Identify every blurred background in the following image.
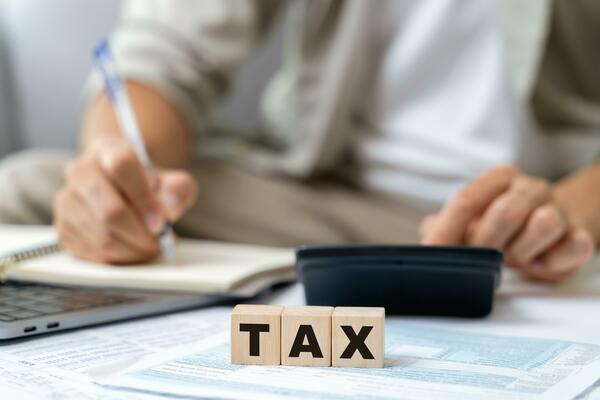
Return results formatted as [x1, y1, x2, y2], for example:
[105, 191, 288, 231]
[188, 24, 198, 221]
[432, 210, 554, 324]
[0, 0, 283, 157]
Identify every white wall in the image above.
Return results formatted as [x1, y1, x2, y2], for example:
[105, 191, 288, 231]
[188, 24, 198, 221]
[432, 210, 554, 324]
[2, 0, 121, 149]
[0, 3, 19, 155]
[0, 0, 283, 152]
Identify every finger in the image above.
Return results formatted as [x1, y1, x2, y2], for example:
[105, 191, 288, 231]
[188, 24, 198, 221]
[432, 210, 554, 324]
[90, 229, 157, 264]
[419, 214, 439, 239]
[157, 170, 199, 221]
[422, 165, 519, 245]
[54, 186, 155, 264]
[53, 189, 96, 249]
[96, 144, 163, 233]
[54, 190, 95, 259]
[54, 197, 91, 257]
[470, 177, 551, 248]
[520, 229, 594, 283]
[507, 204, 567, 266]
[520, 264, 577, 284]
[59, 224, 95, 261]
[537, 229, 594, 275]
[464, 217, 481, 245]
[72, 191, 160, 264]
[65, 158, 159, 255]
[60, 201, 155, 264]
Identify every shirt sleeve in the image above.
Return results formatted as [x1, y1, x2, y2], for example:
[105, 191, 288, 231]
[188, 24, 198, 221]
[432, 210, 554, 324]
[85, 0, 280, 133]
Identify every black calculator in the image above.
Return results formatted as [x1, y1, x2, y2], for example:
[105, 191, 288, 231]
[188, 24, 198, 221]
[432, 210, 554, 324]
[296, 245, 503, 318]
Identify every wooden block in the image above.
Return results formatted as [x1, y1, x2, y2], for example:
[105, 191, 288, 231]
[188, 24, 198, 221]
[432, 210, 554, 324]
[332, 307, 385, 368]
[231, 304, 283, 365]
[281, 306, 334, 367]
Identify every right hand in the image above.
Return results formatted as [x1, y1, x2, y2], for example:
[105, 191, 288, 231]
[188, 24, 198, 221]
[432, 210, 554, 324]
[53, 136, 198, 264]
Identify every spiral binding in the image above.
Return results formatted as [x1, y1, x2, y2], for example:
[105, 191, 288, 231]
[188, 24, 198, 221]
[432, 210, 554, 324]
[0, 242, 61, 282]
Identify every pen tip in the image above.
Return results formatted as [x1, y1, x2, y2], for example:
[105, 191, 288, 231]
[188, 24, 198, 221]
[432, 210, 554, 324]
[159, 224, 177, 264]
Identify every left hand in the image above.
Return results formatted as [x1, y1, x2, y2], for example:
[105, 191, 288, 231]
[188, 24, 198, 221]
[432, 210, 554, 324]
[420, 165, 595, 282]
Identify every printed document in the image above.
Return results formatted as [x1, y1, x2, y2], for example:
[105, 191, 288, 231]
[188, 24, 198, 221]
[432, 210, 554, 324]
[99, 308, 600, 400]
[576, 379, 600, 400]
[1, 293, 599, 399]
[0, 307, 229, 400]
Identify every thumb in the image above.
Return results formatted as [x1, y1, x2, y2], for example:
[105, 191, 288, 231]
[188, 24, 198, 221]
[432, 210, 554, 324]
[156, 170, 198, 221]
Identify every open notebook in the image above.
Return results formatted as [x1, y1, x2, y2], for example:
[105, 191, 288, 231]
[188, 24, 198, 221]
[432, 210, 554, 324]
[0, 225, 295, 297]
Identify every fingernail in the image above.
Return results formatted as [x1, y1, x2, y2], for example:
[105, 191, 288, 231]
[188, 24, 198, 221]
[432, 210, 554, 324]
[160, 192, 182, 221]
[144, 211, 163, 234]
[161, 192, 180, 210]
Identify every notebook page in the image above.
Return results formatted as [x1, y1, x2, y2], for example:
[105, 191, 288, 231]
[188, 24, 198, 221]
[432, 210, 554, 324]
[7, 239, 295, 293]
[0, 225, 57, 255]
[0, 224, 295, 294]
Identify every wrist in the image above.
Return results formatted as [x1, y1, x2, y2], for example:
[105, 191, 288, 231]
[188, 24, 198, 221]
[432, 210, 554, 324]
[552, 164, 600, 245]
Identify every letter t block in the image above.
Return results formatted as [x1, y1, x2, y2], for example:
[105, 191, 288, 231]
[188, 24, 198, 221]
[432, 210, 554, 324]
[231, 304, 284, 365]
[332, 307, 385, 368]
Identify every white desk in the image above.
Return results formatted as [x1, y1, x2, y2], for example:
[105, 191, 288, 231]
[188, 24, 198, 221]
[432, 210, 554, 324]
[2, 261, 600, 400]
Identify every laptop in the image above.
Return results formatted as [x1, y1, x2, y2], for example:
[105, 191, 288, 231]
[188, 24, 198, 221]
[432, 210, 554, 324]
[0, 226, 292, 341]
[0, 280, 223, 340]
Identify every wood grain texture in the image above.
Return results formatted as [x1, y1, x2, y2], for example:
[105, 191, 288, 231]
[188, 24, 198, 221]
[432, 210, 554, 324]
[231, 304, 283, 365]
[332, 307, 385, 368]
[281, 306, 334, 366]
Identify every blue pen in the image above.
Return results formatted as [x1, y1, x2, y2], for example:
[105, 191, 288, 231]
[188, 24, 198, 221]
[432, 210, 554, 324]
[93, 40, 176, 263]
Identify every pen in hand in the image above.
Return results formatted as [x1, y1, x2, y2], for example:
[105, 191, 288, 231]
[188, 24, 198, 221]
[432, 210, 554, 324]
[93, 40, 177, 263]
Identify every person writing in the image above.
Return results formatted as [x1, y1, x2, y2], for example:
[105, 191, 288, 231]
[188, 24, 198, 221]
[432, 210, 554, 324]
[0, 0, 597, 283]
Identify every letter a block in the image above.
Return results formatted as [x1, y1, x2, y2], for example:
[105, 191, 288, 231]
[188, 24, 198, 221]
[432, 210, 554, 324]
[332, 307, 385, 368]
[231, 304, 283, 365]
[281, 306, 334, 367]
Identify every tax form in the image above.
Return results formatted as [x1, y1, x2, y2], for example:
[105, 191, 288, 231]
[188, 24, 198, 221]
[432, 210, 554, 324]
[577, 379, 600, 400]
[2, 263, 600, 400]
[0, 307, 230, 400]
[98, 314, 600, 400]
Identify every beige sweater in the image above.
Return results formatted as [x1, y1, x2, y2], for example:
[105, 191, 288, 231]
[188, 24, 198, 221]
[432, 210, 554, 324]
[93, 0, 600, 181]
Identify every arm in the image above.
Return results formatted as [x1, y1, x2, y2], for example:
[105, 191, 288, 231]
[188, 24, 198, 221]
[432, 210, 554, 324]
[553, 163, 600, 243]
[54, 0, 280, 264]
[80, 81, 192, 169]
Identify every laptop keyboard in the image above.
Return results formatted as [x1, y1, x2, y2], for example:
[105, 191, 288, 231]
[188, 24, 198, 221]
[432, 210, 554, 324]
[0, 282, 142, 322]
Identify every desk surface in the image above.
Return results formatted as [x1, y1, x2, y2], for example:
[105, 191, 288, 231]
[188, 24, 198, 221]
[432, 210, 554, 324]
[2, 261, 600, 400]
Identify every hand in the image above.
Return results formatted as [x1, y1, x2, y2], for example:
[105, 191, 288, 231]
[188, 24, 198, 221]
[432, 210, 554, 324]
[54, 136, 198, 264]
[420, 165, 595, 282]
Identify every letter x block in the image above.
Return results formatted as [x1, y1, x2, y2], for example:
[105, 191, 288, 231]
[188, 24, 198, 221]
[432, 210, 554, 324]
[332, 307, 385, 368]
[231, 304, 284, 365]
[281, 306, 334, 367]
